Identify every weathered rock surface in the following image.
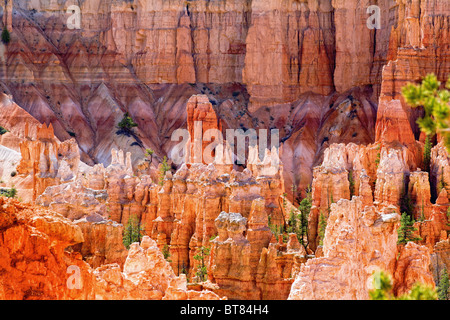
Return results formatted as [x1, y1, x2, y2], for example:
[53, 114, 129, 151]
[208, 204, 300, 300]
[0, 198, 95, 299]
[0, 198, 221, 300]
[16, 123, 80, 202]
[94, 236, 222, 300]
[288, 196, 434, 300]
[375, 0, 450, 145]
[72, 216, 128, 269]
[0, 0, 449, 301]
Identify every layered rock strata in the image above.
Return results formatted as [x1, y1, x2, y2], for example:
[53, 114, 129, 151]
[0, 197, 221, 300]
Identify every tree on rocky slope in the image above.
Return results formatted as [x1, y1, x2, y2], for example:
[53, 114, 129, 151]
[0, 186, 16, 198]
[423, 135, 433, 173]
[145, 148, 154, 164]
[162, 244, 172, 263]
[397, 212, 422, 245]
[402, 73, 450, 150]
[369, 270, 437, 300]
[297, 186, 312, 251]
[158, 156, 171, 186]
[117, 112, 138, 135]
[447, 207, 450, 237]
[438, 268, 449, 300]
[193, 246, 210, 282]
[1, 28, 10, 44]
[122, 214, 145, 249]
[438, 167, 448, 194]
[318, 211, 327, 246]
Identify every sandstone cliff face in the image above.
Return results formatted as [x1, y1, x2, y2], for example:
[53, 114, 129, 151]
[430, 240, 450, 284]
[0, 0, 447, 202]
[375, 0, 450, 145]
[0, 198, 95, 299]
[288, 196, 434, 300]
[0, 198, 221, 300]
[0, 0, 391, 202]
[94, 236, 222, 300]
[208, 204, 301, 300]
[242, 0, 336, 108]
[0, 0, 449, 301]
[16, 123, 80, 202]
[72, 215, 128, 269]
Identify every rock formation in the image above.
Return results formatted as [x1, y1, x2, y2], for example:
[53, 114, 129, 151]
[0, 197, 95, 299]
[94, 236, 222, 300]
[72, 215, 128, 269]
[288, 196, 434, 300]
[16, 123, 80, 202]
[208, 204, 300, 300]
[0, 0, 449, 301]
[0, 197, 221, 300]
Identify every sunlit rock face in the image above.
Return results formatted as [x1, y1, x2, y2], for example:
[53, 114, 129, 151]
[0, 197, 221, 300]
[0, 0, 449, 301]
[288, 196, 434, 300]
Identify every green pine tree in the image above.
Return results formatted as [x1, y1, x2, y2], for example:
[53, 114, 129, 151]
[402, 74, 450, 150]
[438, 167, 447, 193]
[423, 135, 432, 173]
[287, 208, 297, 234]
[158, 156, 171, 186]
[397, 212, 422, 245]
[447, 207, 450, 237]
[117, 112, 138, 134]
[369, 270, 394, 300]
[1, 28, 10, 44]
[318, 211, 327, 246]
[193, 246, 210, 282]
[375, 152, 381, 168]
[398, 283, 438, 300]
[0, 186, 17, 198]
[162, 244, 172, 262]
[122, 214, 145, 249]
[145, 148, 154, 164]
[268, 215, 282, 239]
[282, 192, 288, 210]
[297, 186, 312, 251]
[370, 270, 437, 300]
[438, 268, 450, 300]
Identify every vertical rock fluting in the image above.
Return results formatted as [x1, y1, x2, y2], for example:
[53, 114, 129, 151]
[209, 204, 301, 300]
[185, 95, 223, 164]
[375, 0, 450, 145]
[289, 196, 434, 300]
[0, 197, 221, 300]
[308, 143, 379, 249]
[243, 0, 335, 110]
[0, 198, 96, 300]
[374, 147, 409, 208]
[16, 123, 80, 201]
